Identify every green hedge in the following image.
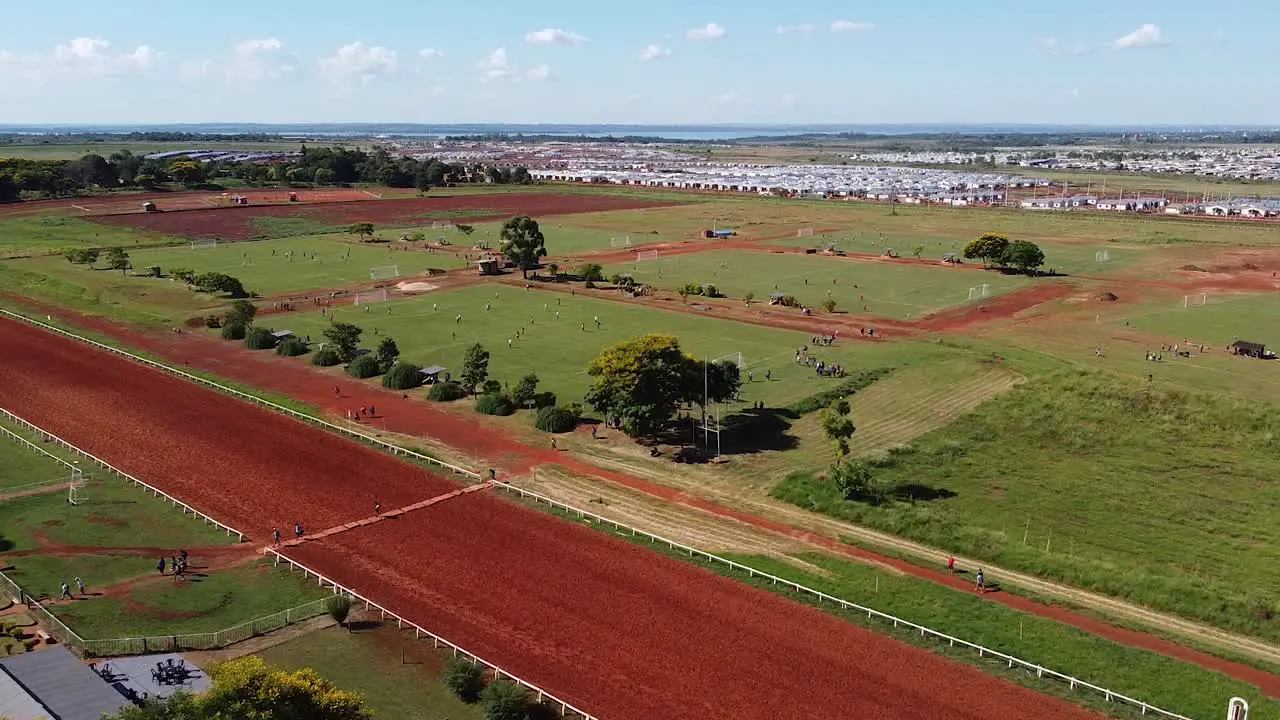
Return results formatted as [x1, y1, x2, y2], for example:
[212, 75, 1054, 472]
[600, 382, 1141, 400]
[220, 322, 246, 341]
[382, 362, 423, 390]
[275, 337, 309, 357]
[244, 326, 277, 350]
[786, 368, 894, 415]
[346, 354, 381, 379]
[426, 381, 466, 401]
[311, 347, 341, 367]
[535, 406, 578, 433]
[475, 393, 515, 416]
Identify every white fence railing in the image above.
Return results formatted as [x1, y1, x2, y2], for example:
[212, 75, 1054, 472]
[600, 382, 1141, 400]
[1, 307, 1196, 720]
[491, 480, 1197, 720]
[79, 596, 333, 658]
[267, 549, 597, 720]
[0, 309, 478, 482]
[0, 408, 246, 542]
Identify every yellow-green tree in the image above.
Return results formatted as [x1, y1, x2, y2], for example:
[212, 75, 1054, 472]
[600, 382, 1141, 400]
[962, 232, 1010, 267]
[168, 160, 205, 185]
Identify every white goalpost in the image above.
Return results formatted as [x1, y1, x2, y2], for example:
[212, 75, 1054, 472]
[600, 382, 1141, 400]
[635, 249, 659, 265]
[610, 236, 632, 248]
[968, 284, 991, 301]
[1183, 293, 1208, 308]
[354, 289, 389, 305]
[797, 228, 814, 238]
[1095, 250, 1110, 263]
[68, 463, 85, 506]
[431, 221, 454, 230]
[191, 238, 218, 249]
[369, 265, 401, 281]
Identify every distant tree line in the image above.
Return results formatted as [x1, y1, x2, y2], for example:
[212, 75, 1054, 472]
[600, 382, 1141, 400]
[0, 145, 533, 203]
[0, 131, 291, 145]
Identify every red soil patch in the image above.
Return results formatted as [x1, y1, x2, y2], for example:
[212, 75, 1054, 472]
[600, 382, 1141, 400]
[0, 316, 1103, 720]
[90, 193, 679, 241]
[85, 513, 127, 528]
[41, 519, 63, 527]
[0, 188, 376, 220]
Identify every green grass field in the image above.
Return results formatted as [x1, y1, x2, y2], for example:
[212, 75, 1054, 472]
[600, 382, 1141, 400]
[771, 369, 1280, 643]
[55, 560, 328, 639]
[0, 427, 77, 493]
[272, 284, 932, 408]
[607, 249, 1030, 318]
[257, 624, 485, 720]
[0, 215, 179, 258]
[1121, 292, 1280, 347]
[721, 553, 1279, 720]
[456, 217, 685, 257]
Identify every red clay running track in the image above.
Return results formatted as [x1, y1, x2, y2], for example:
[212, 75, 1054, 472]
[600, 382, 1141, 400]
[0, 317, 1101, 720]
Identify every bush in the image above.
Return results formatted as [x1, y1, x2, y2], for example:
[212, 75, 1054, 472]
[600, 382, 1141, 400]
[220, 322, 246, 341]
[481, 379, 502, 396]
[535, 406, 578, 433]
[311, 347, 341, 367]
[787, 368, 894, 415]
[346, 354, 381, 379]
[481, 680, 530, 720]
[275, 337, 309, 357]
[204, 315, 222, 329]
[382, 362, 423, 390]
[474, 393, 515, 416]
[531, 391, 557, 409]
[244, 326, 277, 350]
[427, 381, 467, 401]
[442, 657, 485, 703]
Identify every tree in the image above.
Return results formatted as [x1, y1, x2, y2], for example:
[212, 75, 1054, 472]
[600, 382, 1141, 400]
[499, 215, 547, 278]
[64, 248, 100, 265]
[830, 457, 873, 500]
[1002, 239, 1046, 274]
[0, 173, 21, 203]
[511, 373, 540, 408]
[460, 343, 490, 394]
[224, 299, 256, 327]
[376, 336, 400, 370]
[314, 167, 337, 185]
[821, 398, 856, 457]
[323, 321, 363, 362]
[108, 656, 371, 720]
[442, 658, 485, 703]
[822, 298, 837, 313]
[168, 160, 205, 185]
[585, 334, 699, 439]
[105, 247, 131, 274]
[347, 222, 375, 242]
[962, 233, 1010, 268]
[577, 263, 604, 283]
[327, 596, 353, 632]
[191, 272, 248, 298]
[546, 262, 560, 281]
[481, 680, 531, 720]
[455, 224, 475, 237]
[703, 359, 742, 405]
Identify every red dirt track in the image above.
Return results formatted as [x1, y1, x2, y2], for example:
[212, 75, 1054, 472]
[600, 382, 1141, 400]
[90, 193, 679, 240]
[0, 316, 1101, 720]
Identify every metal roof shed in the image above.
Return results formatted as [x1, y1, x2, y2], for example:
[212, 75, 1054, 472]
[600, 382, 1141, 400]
[0, 647, 129, 720]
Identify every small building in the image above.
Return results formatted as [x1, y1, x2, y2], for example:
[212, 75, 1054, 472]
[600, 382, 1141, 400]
[142, 201, 157, 212]
[1229, 340, 1267, 358]
[475, 258, 502, 276]
[0, 647, 130, 720]
[270, 330, 295, 341]
[941, 252, 961, 264]
[419, 365, 449, 384]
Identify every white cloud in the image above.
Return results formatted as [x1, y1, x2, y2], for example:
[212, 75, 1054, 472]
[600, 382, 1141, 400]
[1039, 36, 1092, 55]
[639, 44, 670, 61]
[478, 48, 516, 81]
[1207, 30, 1227, 45]
[53, 37, 160, 74]
[179, 58, 215, 79]
[419, 48, 445, 59]
[831, 20, 874, 34]
[526, 28, 588, 46]
[712, 91, 737, 104]
[687, 23, 726, 41]
[780, 92, 797, 107]
[228, 37, 289, 81]
[1113, 24, 1164, 49]
[776, 24, 815, 35]
[319, 42, 398, 83]
[525, 65, 552, 81]
[1067, 87, 1080, 97]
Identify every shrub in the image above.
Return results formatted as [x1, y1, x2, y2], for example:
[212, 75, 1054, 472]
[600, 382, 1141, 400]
[531, 391, 557, 409]
[535, 405, 578, 433]
[442, 657, 485, 703]
[822, 298, 837, 313]
[481, 379, 502, 396]
[326, 596, 352, 629]
[780, 294, 799, 308]
[275, 337, 309, 357]
[787, 368, 894, 414]
[382, 362, 423, 390]
[702, 283, 719, 297]
[243, 326, 277, 350]
[220, 322, 246, 341]
[311, 346, 341, 367]
[203, 315, 222, 329]
[475, 393, 515, 416]
[346, 354, 381, 379]
[427, 381, 467, 401]
[481, 680, 530, 720]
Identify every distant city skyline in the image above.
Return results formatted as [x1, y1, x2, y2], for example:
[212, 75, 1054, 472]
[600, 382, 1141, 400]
[0, 0, 1273, 125]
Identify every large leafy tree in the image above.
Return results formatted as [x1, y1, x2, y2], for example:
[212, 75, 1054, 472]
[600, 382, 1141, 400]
[224, 299, 257, 327]
[586, 334, 700, 438]
[323, 321, 363, 362]
[499, 215, 547, 279]
[962, 232, 1010, 267]
[376, 336, 400, 370]
[460, 343, 490, 394]
[191, 272, 248, 298]
[347, 223, 375, 242]
[104, 247, 132, 275]
[821, 398, 856, 457]
[1002, 239, 1046, 274]
[108, 656, 371, 720]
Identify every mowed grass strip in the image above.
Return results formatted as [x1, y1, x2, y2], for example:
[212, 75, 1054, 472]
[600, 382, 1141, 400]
[771, 369, 1280, 642]
[257, 625, 485, 720]
[1121, 291, 1280, 347]
[274, 284, 922, 407]
[608, 249, 1029, 318]
[0, 215, 179, 257]
[719, 553, 1280, 720]
[55, 559, 329, 639]
[0, 423, 77, 492]
[454, 217, 685, 257]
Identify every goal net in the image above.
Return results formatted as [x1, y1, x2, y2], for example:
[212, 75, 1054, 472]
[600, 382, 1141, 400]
[369, 265, 401, 281]
[1095, 250, 1110, 263]
[354, 289, 389, 305]
[610, 236, 632, 248]
[68, 465, 86, 506]
[191, 238, 218, 249]
[712, 352, 747, 370]
[635, 250, 659, 263]
[1183, 293, 1208, 308]
[431, 221, 454, 230]
[968, 284, 991, 301]
[797, 228, 814, 238]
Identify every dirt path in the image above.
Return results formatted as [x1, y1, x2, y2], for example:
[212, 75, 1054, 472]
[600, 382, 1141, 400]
[4, 295, 1280, 690]
[0, 483, 70, 502]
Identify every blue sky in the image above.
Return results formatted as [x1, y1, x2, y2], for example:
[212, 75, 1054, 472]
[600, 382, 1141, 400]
[0, 0, 1274, 125]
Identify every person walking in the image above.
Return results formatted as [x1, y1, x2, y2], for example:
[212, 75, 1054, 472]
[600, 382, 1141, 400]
[75, 576, 85, 596]
[294, 521, 303, 540]
[947, 555, 956, 574]
[374, 501, 382, 516]
[369, 404, 376, 416]
[975, 569, 986, 595]
[272, 527, 281, 546]
[60, 581, 72, 600]
[157, 557, 166, 575]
